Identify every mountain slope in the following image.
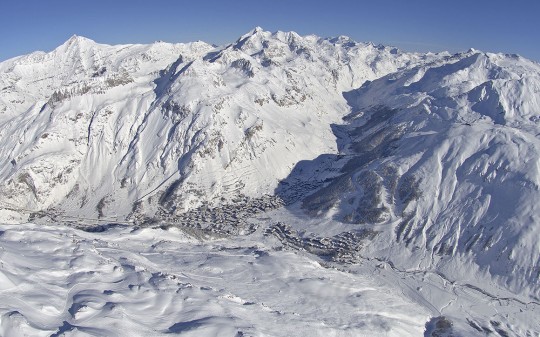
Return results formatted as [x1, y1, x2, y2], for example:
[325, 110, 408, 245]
[286, 50, 540, 296]
[0, 28, 436, 221]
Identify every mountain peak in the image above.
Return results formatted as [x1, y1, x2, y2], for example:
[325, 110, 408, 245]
[251, 26, 264, 34]
[232, 27, 272, 51]
[58, 34, 97, 51]
[67, 34, 95, 44]
[238, 26, 267, 41]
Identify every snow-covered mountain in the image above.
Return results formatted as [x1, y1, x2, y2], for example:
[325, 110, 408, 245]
[0, 28, 436, 222]
[280, 49, 540, 296]
[1, 28, 540, 336]
[348, 51, 540, 295]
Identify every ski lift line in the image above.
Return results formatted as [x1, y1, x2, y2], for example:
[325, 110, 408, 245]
[134, 170, 180, 203]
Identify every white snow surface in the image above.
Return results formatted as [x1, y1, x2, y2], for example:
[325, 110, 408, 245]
[0, 222, 538, 337]
[1, 28, 540, 336]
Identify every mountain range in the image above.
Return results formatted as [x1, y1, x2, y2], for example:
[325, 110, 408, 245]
[1, 28, 539, 336]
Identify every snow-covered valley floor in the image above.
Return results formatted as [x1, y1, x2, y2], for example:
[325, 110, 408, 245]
[1, 220, 538, 337]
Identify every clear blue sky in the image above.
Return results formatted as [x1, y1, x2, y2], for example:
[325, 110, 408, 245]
[1, 0, 539, 62]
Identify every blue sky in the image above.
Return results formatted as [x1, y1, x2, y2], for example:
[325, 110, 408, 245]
[1, 0, 539, 62]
